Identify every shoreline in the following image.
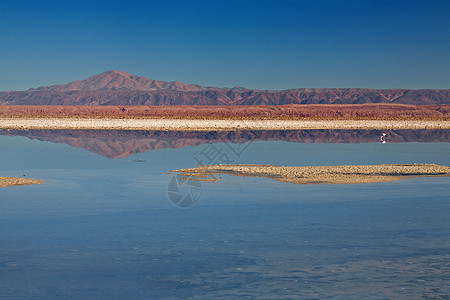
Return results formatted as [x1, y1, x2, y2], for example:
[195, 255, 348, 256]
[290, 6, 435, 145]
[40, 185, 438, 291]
[0, 117, 449, 131]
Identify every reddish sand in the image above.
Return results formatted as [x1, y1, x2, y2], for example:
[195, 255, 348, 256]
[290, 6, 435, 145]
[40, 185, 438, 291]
[0, 104, 449, 119]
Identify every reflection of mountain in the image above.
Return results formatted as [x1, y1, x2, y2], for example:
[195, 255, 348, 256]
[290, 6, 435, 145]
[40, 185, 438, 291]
[1, 129, 448, 159]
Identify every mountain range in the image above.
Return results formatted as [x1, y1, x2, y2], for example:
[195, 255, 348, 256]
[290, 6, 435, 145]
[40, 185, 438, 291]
[1, 71, 449, 105]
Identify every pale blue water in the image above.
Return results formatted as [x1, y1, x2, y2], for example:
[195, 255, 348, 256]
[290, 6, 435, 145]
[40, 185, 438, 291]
[0, 130, 449, 299]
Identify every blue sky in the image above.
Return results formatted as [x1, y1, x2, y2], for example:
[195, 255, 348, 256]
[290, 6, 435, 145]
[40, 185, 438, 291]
[0, 0, 449, 91]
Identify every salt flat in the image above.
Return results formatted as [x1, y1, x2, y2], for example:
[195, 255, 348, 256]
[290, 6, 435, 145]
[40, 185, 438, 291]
[0, 118, 449, 131]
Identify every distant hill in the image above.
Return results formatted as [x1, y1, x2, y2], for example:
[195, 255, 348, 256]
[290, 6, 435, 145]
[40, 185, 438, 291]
[1, 71, 449, 105]
[27, 70, 210, 92]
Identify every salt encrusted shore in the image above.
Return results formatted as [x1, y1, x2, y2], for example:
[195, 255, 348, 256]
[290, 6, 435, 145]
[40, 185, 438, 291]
[0, 118, 449, 131]
[0, 177, 44, 188]
[170, 164, 450, 185]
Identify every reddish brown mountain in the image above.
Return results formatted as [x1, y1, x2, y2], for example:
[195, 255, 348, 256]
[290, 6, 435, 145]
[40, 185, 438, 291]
[1, 129, 448, 158]
[28, 70, 209, 92]
[1, 71, 449, 105]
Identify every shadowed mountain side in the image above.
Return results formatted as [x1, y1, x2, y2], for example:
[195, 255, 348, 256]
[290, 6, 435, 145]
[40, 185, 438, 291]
[2, 89, 449, 106]
[1, 71, 449, 105]
[1, 129, 448, 159]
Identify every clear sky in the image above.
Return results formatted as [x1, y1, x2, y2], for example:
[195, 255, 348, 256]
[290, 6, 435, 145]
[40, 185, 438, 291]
[0, 0, 449, 91]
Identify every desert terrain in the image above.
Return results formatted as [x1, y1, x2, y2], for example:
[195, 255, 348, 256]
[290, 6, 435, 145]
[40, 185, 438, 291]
[0, 104, 449, 131]
[1, 71, 448, 131]
[0, 104, 448, 119]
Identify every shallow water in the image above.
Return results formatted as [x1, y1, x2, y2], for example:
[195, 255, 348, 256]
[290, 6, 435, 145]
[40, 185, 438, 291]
[0, 130, 449, 299]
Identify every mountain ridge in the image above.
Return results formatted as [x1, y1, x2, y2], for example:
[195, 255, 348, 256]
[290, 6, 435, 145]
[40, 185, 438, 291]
[28, 70, 211, 92]
[1, 71, 449, 105]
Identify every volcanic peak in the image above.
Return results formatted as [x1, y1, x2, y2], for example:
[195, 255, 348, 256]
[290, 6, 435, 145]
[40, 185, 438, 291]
[30, 70, 208, 92]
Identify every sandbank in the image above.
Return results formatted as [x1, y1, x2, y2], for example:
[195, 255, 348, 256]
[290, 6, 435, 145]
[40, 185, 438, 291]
[169, 164, 450, 185]
[0, 177, 44, 188]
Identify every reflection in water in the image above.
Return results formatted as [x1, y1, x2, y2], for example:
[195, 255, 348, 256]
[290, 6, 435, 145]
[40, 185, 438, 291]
[1, 129, 448, 158]
[0, 132, 449, 299]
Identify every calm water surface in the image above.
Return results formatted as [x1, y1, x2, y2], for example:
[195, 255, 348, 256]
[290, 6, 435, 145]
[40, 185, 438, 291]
[0, 130, 449, 299]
